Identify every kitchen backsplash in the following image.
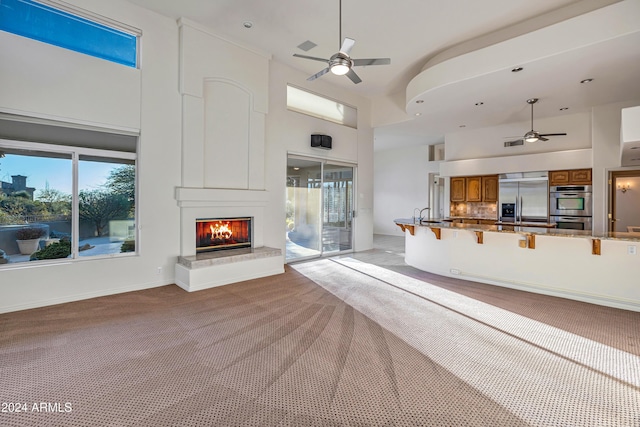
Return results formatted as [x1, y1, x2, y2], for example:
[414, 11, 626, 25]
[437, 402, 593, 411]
[450, 202, 497, 218]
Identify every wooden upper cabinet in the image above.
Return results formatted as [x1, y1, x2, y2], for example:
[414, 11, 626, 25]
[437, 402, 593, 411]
[570, 169, 592, 184]
[482, 175, 498, 202]
[550, 169, 592, 185]
[549, 170, 570, 186]
[450, 177, 466, 202]
[451, 175, 499, 202]
[466, 177, 482, 202]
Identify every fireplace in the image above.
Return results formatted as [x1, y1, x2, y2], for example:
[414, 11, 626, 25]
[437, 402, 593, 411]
[196, 217, 252, 253]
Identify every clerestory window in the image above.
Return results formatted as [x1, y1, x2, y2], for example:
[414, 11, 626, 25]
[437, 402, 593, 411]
[0, 0, 139, 68]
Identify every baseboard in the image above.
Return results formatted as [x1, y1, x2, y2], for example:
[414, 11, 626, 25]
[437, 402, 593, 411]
[0, 279, 167, 314]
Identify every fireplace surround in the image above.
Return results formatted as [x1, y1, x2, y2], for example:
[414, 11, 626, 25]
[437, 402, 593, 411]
[174, 188, 283, 292]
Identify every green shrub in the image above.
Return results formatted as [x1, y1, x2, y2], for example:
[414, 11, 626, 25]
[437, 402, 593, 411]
[30, 240, 71, 260]
[16, 226, 46, 240]
[120, 239, 135, 253]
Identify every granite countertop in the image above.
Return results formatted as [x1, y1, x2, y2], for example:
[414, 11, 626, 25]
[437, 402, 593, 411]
[445, 217, 557, 228]
[393, 218, 640, 242]
[445, 216, 498, 221]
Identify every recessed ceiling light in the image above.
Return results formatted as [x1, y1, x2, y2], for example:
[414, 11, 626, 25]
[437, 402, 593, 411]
[416, 100, 424, 104]
[475, 102, 484, 106]
[415, 112, 422, 116]
[293, 167, 300, 170]
[580, 78, 594, 84]
[243, 21, 253, 28]
[511, 67, 524, 72]
[560, 107, 569, 111]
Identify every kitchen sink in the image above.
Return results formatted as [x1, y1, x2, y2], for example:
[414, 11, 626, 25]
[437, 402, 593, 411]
[420, 220, 443, 224]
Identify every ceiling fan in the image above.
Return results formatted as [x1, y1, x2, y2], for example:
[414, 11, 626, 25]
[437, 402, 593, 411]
[504, 98, 567, 146]
[293, 0, 390, 84]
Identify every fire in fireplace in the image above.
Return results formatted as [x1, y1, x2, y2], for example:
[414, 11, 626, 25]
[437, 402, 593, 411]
[196, 217, 252, 253]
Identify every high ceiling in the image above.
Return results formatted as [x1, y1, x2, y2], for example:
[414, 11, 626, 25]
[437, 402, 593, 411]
[124, 0, 640, 151]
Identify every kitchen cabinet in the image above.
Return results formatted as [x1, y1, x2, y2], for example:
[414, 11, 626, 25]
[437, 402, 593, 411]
[466, 177, 482, 202]
[570, 169, 592, 184]
[451, 177, 466, 202]
[451, 175, 499, 202]
[550, 169, 592, 185]
[549, 170, 570, 185]
[482, 175, 498, 202]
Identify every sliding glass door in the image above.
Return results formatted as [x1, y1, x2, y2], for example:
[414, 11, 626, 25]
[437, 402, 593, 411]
[286, 155, 354, 262]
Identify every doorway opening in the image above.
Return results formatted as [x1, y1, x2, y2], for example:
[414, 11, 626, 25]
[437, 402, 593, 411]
[286, 155, 355, 262]
[609, 170, 640, 232]
[428, 173, 445, 219]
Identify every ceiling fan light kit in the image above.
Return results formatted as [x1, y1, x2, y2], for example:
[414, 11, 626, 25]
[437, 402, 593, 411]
[329, 53, 351, 75]
[524, 131, 540, 143]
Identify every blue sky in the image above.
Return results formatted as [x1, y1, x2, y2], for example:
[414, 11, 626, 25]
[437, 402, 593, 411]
[0, 154, 120, 196]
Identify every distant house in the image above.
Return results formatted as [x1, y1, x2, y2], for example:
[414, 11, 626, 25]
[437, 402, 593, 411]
[0, 175, 35, 200]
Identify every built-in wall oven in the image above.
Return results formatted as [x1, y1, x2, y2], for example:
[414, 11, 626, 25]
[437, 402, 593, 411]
[550, 215, 593, 230]
[549, 185, 592, 230]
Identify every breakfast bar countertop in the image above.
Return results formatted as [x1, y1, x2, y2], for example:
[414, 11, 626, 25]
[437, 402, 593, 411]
[393, 218, 640, 242]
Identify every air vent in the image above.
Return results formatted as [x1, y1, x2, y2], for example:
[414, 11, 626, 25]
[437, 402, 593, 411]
[297, 40, 317, 51]
[504, 140, 524, 147]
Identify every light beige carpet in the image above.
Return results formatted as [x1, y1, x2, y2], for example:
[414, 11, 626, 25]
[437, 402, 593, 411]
[1, 258, 639, 426]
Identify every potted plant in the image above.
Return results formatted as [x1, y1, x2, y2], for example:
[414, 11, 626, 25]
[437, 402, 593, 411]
[15, 226, 46, 255]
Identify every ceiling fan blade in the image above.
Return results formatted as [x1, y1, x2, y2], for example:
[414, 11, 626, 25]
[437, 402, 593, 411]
[345, 68, 362, 84]
[293, 53, 329, 63]
[352, 58, 391, 66]
[339, 37, 356, 56]
[539, 133, 567, 137]
[307, 67, 330, 81]
[538, 136, 549, 142]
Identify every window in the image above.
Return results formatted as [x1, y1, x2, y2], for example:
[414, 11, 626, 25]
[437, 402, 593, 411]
[287, 85, 357, 128]
[0, 136, 137, 266]
[0, 0, 139, 67]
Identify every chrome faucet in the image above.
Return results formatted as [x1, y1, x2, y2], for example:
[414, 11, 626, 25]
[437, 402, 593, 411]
[413, 208, 421, 223]
[420, 207, 431, 221]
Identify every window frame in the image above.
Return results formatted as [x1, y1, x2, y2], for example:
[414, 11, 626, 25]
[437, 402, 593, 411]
[0, 0, 141, 68]
[0, 137, 138, 267]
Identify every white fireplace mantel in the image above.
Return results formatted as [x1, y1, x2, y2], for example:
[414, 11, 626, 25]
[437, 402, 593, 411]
[175, 187, 269, 207]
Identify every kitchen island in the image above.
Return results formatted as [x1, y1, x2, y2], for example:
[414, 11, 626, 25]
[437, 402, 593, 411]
[394, 218, 640, 312]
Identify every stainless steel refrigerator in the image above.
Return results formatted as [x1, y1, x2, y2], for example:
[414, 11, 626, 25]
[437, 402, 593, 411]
[498, 172, 549, 224]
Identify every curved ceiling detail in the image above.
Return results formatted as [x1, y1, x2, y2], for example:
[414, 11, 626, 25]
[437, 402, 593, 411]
[405, 0, 640, 136]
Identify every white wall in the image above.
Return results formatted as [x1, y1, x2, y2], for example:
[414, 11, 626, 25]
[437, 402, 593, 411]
[0, 31, 140, 131]
[592, 99, 640, 233]
[445, 112, 591, 161]
[0, 0, 182, 313]
[264, 61, 375, 256]
[373, 146, 439, 235]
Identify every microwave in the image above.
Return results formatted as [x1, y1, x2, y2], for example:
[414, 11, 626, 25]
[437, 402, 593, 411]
[549, 185, 592, 217]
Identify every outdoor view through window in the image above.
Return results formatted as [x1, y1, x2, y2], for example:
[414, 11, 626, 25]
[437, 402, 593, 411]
[0, 149, 136, 265]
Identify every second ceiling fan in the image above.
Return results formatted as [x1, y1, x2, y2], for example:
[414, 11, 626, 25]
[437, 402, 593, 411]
[293, 0, 390, 84]
[505, 98, 567, 145]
